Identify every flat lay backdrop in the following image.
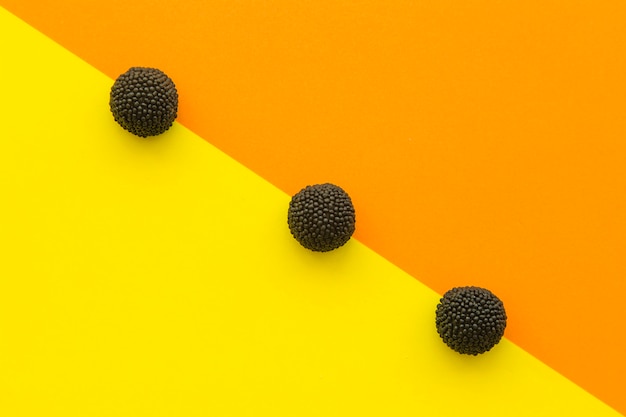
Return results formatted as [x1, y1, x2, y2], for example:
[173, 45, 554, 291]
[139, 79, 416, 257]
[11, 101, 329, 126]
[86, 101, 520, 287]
[1, 1, 625, 416]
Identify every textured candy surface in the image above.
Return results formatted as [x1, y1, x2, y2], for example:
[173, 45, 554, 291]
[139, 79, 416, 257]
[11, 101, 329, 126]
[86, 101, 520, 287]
[288, 183, 356, 252]
[109, 67, 178, 137]
[436, 286, 507, 355]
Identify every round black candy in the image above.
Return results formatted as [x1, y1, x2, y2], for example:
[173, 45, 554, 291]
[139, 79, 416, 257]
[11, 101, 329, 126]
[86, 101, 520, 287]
[435, 286, 507, 355]
[109, 67, 178, 137]
[287, 183, 356, 252]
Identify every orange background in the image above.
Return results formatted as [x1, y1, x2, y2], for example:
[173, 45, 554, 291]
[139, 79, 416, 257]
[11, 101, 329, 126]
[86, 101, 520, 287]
[2, 0, 625, 413]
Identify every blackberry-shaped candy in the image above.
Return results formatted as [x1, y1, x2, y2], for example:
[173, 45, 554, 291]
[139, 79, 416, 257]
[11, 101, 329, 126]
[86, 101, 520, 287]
[288, 183, 356, 252]
[109, 67, 178, 137]
[435, 286, 507, 355]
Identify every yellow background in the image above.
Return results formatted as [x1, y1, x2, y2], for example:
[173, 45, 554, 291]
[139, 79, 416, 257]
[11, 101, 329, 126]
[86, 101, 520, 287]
[0, 8, 622, 416]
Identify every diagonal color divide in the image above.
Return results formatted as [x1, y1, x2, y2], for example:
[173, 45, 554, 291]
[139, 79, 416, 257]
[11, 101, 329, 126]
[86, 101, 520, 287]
[1, 1, 624, 412]
[0, 7, 622, 417]
[0, 4, 625, 417]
